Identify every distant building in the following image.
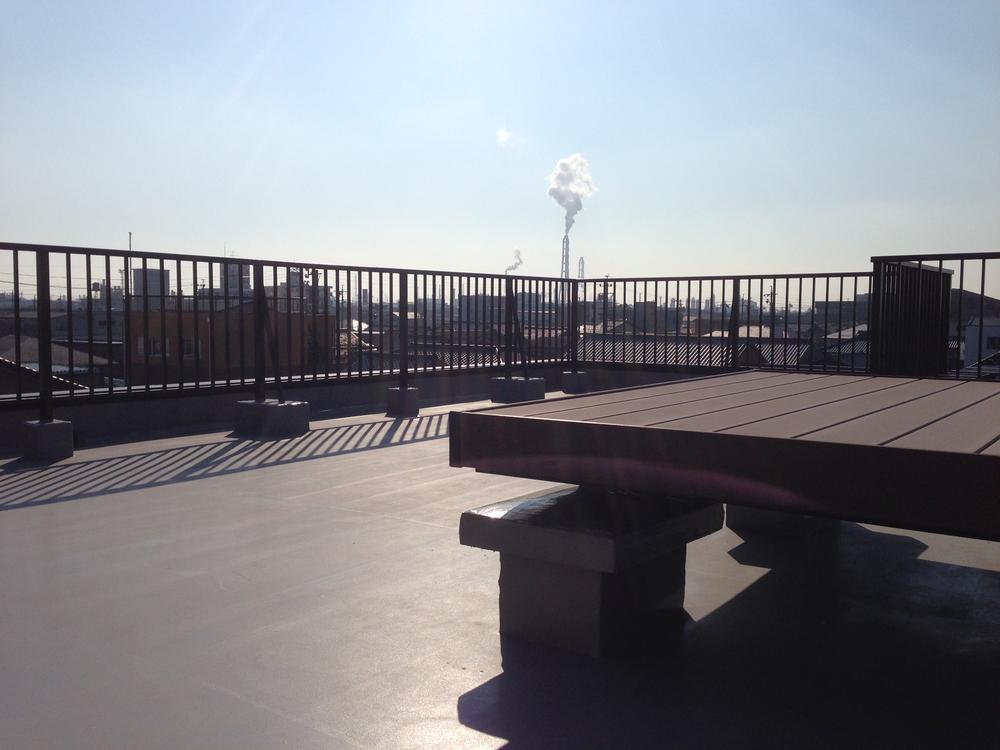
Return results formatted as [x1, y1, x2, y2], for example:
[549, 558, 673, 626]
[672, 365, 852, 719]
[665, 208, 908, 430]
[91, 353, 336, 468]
[132, 268, 170, 297]
[964, 318, 1000, 366]
[125, 302, 346, 385]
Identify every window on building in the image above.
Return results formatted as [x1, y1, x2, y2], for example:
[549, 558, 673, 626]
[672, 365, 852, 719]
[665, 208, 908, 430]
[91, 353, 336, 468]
[137, 336, 168, 356]
[987, 336, 1000, 350]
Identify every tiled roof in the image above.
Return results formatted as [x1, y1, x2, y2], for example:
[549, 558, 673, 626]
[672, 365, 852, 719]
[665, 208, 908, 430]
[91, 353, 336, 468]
[578, 334, 812, 368]
[752, 340, 813, 367]
[825, 340, 869, 356]
[578, 336, 741, 368]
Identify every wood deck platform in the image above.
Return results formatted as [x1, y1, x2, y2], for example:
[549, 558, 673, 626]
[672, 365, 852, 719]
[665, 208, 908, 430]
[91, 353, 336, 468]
[450, 371, 1000, 541]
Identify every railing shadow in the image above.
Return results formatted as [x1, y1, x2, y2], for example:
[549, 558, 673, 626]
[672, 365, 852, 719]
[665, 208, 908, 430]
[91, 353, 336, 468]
[0, 413, 448, 511]
[456, 521, 1000, 748]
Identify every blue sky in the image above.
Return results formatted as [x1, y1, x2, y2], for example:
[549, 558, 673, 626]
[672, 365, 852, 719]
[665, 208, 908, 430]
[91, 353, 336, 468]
[2, 1, 998, 278]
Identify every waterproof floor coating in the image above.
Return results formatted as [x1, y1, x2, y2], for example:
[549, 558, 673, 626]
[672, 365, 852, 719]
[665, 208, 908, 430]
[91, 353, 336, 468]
[1, 398, 999, 749]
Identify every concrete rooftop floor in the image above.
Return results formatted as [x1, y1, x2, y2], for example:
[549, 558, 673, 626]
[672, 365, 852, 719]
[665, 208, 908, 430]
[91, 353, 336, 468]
[1, 398, 999, 749]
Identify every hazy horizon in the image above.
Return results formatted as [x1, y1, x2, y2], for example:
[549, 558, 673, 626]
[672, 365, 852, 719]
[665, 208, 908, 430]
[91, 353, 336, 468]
[2, 1, 998, 278]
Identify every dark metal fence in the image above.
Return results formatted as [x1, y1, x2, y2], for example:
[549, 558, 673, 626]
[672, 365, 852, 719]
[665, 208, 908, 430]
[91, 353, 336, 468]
[0, 241, 994, 416]
[870, 252, 1000, 379]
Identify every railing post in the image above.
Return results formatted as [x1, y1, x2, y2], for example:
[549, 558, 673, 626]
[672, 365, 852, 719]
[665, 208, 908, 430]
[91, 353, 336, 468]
[727, 278, 741, 369]
[384, 270, 419, 417]
[504, 276, 514, 379]
[570, 279, 579, 373]
[399, 272, 409, 390]
[36, 249, 54, 422]
[253, 262, 267, 403]
[869, 260, 883, 374]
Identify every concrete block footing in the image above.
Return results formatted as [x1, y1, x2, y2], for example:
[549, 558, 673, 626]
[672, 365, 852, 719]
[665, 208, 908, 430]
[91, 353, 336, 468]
[726, 504, 841, 539]
[386, 387, 420, 418]
[21, 419, 75, 461]
[561, 370, 591, 394]
[489, 376, 546, 404]
[460, 487, 724, 657]
[234, 399, 310, 438]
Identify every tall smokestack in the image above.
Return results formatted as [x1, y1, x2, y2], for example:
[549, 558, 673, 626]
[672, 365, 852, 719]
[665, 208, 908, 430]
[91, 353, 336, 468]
[547, 153, 596, 234]
[577, 256, 585, 279]
[548, 154, 596, 278]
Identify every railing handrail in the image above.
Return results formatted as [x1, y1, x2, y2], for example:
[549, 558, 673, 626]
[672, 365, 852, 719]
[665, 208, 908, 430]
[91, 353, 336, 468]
[871, 259, 955, 275]
[871, 251, 1000, 262]
[580, 271, 872, 283]
[0, 241, 568, 284]
[3, 240, 985, 285]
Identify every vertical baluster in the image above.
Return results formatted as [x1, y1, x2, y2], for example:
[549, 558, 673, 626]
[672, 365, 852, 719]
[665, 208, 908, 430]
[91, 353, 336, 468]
[809, 277, 816, 372]
[66, 253, 74, 396]
[977, 259, 986, 379]
[299, 267, 307, 381]
[728, 278, 741, 369]
[336, 269, 342, 378]
[36, 250, 54, 421]
[399, 272, 410, 390]
[159, 259, 168, 389]
[176, 259, 184, 389]
[222, 261, 230, 386]
[504, 276, 513, 378]
[325, 268, 331, 380]
[13, 250, 22, 399]
[238, 262, 246, 385]
[355, 270, 364, 377]
[207, 263, 215, 385]
[86, 254, 94, 394]
[142, 257, 151, 390]
[105, 255, 114, 393]
[192, 260, 200, 388]
[955, 261, 964, 377]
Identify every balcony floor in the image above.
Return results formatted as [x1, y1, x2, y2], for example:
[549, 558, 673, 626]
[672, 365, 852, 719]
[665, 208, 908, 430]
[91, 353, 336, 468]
[1, 399, 999, 749]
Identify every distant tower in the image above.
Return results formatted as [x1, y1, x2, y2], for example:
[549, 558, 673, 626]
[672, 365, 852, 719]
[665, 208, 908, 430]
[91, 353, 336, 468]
[577, 256, 585, 279]
[560, 234, 570, 279]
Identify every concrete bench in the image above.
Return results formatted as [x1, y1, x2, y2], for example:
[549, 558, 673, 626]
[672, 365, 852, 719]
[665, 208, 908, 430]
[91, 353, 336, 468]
[460, 486, 723, 657]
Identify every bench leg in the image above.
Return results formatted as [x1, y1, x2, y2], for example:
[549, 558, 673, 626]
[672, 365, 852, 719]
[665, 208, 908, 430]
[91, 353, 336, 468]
[461, 487, 722, 658]
[498, 547, 688, 659]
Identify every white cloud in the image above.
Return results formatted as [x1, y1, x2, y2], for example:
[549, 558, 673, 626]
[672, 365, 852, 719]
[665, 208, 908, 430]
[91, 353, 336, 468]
[495, 127, 513, 148]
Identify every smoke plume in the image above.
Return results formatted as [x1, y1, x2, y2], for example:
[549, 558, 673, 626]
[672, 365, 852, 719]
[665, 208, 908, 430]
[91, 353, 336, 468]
[505, 249, 523, 274]
[547, 153, 596, 233]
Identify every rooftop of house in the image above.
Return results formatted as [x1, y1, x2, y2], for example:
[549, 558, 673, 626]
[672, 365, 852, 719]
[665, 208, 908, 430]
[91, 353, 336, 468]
[2, 395, 998, 748]
[0, 334, 110, 367]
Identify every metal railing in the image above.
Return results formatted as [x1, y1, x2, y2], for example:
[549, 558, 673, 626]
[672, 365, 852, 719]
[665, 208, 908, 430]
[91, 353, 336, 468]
[0, 242, 571, 412]
[1, 241, 995, 420]
[573, 272, 871, 374]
